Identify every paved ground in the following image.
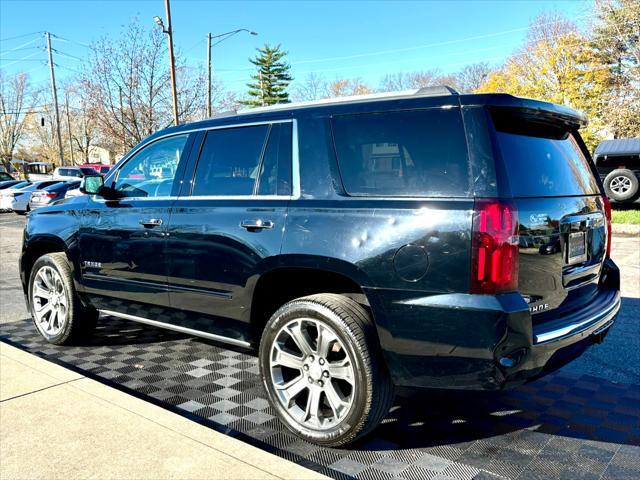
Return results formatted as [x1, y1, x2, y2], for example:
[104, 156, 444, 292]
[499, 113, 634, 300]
[1, 213, 639, 480]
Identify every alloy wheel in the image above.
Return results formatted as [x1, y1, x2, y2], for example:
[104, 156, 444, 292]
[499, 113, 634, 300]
[269, 318, 356, 430]
[610, 175, 632, 195]
[32, 265, 68, 337]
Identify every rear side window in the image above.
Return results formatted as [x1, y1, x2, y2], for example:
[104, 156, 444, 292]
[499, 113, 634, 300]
[493, 120, 599, 197]
[192, 123, 292, 197]
[331, 108, 470, 197]
[596, 155, 640, 170]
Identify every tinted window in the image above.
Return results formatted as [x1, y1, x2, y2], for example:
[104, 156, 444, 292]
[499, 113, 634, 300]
[80, 167, 96, 175]
[257, 123, 292, 195]
[114, 134, 188, 197]
[192, 125, 269, 196]
[495, 131, 599, 197]
[332, 109, 470, 197]
[596, 155, 640, 170]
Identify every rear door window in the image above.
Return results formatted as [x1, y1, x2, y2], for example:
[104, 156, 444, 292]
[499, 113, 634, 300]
[331, 108, 470, 197]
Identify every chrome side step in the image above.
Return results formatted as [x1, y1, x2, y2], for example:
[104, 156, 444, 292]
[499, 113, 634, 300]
[98, 309, 252, 349]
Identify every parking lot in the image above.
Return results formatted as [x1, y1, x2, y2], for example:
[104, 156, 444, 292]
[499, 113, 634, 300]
[1, 214, 638, 480]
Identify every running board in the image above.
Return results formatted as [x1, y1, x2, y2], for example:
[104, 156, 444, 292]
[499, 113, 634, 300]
[98, 309, 252, 349]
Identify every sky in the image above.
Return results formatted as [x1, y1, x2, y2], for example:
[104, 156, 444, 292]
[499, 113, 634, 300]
[1, 0, 595, 95]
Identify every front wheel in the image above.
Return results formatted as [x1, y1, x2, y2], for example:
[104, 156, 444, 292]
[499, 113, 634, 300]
[259, 294, 394, 447]
[28, 253, 98, 345]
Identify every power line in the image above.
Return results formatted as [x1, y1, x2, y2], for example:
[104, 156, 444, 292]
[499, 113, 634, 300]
[0, 37, 41, 55]
[50, 34, 90, 49]
[0, 31, 42, 43]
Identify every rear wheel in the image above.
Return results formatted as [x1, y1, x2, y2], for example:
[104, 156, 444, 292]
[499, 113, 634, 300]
[28, 253, 98, 345]
[604, 169, 639, 202]
[259, 293, 394, 446]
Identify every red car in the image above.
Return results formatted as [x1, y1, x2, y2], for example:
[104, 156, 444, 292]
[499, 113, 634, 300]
[79, 163, 112, 176]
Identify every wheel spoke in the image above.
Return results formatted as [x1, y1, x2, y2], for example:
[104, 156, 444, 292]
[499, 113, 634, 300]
[327, 358, 353, 382]
[324, 381, 348, 418]
[316, 323, 337, 357]
[304, 387, 322, 422]
[276, 376, 307, 406]
[285, 321, 314, 356]
[273, 344, 304, 369]
[33, 285, 51, 301]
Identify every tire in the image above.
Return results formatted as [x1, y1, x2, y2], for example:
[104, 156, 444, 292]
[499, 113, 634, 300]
[259, 293, 394, 447]
[604, 169, 639, 202]
[28, 252, 98, 345]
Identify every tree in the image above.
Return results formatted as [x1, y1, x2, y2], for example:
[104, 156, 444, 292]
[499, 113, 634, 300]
[478, 13, 614, 149]
[82, 20, 204, 151]
[241, 44, 292, 107]
[455, 63, 492, 92]
[328, 78, 372, 97]
[0, 72, 39, 172]
[591, 0, 640, 138]
[291, 72, 329, 101]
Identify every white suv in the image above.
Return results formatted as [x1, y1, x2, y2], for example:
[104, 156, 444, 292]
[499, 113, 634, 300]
[52, 167, 96, 181]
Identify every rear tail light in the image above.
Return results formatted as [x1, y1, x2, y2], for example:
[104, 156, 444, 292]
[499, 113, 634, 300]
[471, 199, 519, 294]
[602, 195, 612, 258]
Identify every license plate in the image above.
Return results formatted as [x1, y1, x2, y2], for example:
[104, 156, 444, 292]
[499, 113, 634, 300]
[567, 231, 587, 264]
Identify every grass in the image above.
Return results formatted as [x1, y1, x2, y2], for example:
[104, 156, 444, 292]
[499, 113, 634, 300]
[611, 205, 640, 225]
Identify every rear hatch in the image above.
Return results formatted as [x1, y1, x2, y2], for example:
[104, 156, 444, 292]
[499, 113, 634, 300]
[489, 107, 610, 331]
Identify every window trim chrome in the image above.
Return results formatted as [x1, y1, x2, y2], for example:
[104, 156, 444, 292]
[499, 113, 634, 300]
[105, 118, 300, 202]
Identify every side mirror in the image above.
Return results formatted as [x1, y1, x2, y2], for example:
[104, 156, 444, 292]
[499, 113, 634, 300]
[80, 175, 104, 195]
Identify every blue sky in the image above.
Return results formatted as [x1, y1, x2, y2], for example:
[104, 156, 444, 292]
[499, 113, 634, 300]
[1, 0, 594, 94]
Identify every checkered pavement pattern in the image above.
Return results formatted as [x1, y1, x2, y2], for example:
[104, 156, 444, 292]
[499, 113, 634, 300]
[2, 317, 638, 480]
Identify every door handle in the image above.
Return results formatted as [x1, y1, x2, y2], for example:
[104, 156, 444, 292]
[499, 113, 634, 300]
[241, 219, 274, 231]
[139, 218, 163, 228]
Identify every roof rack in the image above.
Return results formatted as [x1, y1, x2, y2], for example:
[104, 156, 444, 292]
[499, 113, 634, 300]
[236, 85, 459, 115]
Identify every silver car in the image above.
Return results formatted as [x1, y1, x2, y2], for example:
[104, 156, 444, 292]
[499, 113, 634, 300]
[11, 180, 63, 214]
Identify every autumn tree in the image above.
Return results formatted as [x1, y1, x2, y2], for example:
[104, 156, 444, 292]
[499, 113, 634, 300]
[591, 0, 640, 138]
[455, 63, 492, 92]
[0, 72, 39, 172]
[478, 13, 614, 149]
[242, 44, 292, 107]
[328, 78, 372, 97]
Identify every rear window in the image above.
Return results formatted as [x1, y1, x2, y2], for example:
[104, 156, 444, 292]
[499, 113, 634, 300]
[492, 115, 599, 197]
[331, 108, 470, 197]
[595, 154, 640, 170]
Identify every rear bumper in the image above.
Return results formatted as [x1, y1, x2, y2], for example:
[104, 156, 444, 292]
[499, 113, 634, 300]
[366, 259, 621, 390]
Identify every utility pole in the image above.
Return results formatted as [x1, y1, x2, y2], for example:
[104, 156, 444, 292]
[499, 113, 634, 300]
[64, 91, 75, 165]
[45, 32, 65, 166]
[206, 32, 212, 117]
[164, 0, 179, 125]
[259, 70, 265, 106]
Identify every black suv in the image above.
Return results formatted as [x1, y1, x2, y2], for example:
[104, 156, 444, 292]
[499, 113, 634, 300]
[594, 138, 640, 203]
[20, 88, 621, 446]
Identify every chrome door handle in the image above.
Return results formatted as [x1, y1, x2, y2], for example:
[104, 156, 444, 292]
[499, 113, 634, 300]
[139, 218, 163, 228]
[241, 219, 274, 231]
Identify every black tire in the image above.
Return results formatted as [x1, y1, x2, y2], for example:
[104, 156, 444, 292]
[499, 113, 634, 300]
[28, 252, 98, 345]
[259, 293, 394, 447]
[604, 169, 639, 202]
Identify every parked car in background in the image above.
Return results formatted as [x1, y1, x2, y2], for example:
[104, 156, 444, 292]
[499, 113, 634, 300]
[80, 163, 112, 176]
[0, 180, 30, 190]
[0, 171, 14, 181]
[64, 186, 83, 199]
[25, 162, 53, 181]
[594, 138, 640, 203]
[21, 88, 621, 447]
[29, 181, 80, 210]
[52, 167, 97, 181]
[0, 182, 32, 211]
[11, 180, 63, 214]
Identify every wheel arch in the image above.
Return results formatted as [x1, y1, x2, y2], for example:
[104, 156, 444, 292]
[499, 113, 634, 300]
[248, 254, 379, 345]
[21, 235, 71, 295]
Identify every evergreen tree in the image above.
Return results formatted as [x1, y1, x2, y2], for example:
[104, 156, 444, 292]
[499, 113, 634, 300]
[241, 44, 292, 107]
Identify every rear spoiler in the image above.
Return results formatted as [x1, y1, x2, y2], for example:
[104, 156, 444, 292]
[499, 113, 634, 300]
[460, 93, 588, 128]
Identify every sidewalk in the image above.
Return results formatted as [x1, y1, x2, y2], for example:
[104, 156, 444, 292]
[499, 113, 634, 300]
[0, 342, 328, 480]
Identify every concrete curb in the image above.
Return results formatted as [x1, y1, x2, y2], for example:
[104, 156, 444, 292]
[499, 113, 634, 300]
[612, 223, 640, 236]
